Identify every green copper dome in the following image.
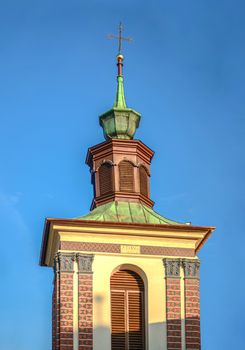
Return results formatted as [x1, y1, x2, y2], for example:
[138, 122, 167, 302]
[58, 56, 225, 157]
[99, 54, 141, 140]
[77, 201, 184, 225]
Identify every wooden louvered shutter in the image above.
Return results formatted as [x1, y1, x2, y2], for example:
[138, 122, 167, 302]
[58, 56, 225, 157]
[111, 270, 145, 350]
[119, 161, 134, 192]
[99, 163, 113, 195]
[111, 291, 126, 349]
[139, 166, 148, 197]
[128, 291, 145, 350]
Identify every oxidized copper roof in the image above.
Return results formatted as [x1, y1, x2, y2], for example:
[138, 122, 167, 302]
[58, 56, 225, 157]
[78, 201, 185, 225]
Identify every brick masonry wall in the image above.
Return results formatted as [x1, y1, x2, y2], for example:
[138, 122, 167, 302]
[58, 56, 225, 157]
[166, 277, 182, 350]
[52, 281, 55, 349]
[52, 254, 75, 350]
[78, 274, 93, 350]
[77, 254, 94, 350]
[52, 275, 59, 350]
[183, 259, 201, 350]
[52, 253, 94, 350]
[184, 279, 200, 350]
[163, 259, 182, 350]
[166, 278, 181, 350]
[59, 272, 74, 350]
[164, 258, 201, 350]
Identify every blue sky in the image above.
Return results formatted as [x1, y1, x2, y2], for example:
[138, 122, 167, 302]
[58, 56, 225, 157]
[0, 0, 244, 349]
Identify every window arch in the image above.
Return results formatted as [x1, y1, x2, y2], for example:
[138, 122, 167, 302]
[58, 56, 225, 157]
[110, 269, 145, 350]
[98, 162, 113, 195]
[119, 160, 134, 192]
[139, 166, 148, 197]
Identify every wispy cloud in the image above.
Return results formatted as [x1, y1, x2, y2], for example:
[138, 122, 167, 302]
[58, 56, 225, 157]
[0, 191, 28, 235]
[0, 192, 21, 206]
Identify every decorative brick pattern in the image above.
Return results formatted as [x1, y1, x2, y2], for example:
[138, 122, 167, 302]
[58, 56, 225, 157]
[61, 241, 120, 253]
[183, 260, 200, 350]
[52, 253, 94, 350]
[60, 241, 195, 257]
[77, 254, 93, 349]
[78, 274, 93, 350]
[52, 274, 59, 350]
[166, 278, 182, 349]
[59, 272, 74, 349]
[163, 259, 182, 350]
[141, 245, 195, 257]
[52, 282, 55, 349]
[52, 254, 74, 350]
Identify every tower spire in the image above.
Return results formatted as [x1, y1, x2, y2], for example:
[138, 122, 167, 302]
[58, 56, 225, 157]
[100, 24, 140, 140]
[108, 22, 132, 108]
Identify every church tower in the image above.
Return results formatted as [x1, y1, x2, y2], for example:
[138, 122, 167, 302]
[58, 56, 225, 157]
[40, 26, 214, 350]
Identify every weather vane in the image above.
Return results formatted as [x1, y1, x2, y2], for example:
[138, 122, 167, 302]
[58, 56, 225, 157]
[108, 22, 133, 54]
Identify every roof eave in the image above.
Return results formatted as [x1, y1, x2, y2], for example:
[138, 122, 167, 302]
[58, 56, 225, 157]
[40, 217, 215, 266]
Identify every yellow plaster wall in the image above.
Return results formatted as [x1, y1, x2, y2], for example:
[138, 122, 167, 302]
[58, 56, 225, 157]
[92, 254, 167, 350]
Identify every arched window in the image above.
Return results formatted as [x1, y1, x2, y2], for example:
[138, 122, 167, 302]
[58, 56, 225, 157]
[111, 269, 145, 350]
[139, 166, 148, 197]
[119, 160, 134, 192]
[98, 163, 113, 195]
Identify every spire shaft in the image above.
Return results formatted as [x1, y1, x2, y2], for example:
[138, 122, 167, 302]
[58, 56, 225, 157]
[114, 75, 126, 108]
[114, 54, 127, 108]
[117, 55, 123, 76]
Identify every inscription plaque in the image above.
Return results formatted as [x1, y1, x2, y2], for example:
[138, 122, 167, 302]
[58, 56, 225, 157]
[120, 245, 140, 254]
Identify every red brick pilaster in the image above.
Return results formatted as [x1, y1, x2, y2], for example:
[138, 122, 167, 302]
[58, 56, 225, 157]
[77, 254, 94, 350]
[53, 253, 75, 350]
[183, 259, 201, 350]
[52, 272, 59, 350]
[60, 271, 74, 350]
[163, 259, 182, 350]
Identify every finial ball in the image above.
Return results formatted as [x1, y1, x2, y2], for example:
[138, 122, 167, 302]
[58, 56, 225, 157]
[116, 54, 124, 61]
